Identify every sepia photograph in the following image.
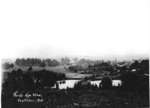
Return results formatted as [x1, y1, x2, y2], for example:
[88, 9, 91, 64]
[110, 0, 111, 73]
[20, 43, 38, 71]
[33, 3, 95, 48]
[0, 0, 149, 108]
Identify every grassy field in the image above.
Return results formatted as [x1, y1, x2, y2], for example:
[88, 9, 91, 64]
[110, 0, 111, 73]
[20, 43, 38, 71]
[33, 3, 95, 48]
[2, 89, 149, 108]
[3, 65, 93, 79]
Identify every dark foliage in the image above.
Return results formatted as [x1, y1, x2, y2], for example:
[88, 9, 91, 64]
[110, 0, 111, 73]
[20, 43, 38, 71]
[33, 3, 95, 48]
[15, 58, 60, 67]
[2, 62, 14, 69]
[100, 77, 112, 89]
[120, 59, 149, 92]
[2, 69, 66, 93]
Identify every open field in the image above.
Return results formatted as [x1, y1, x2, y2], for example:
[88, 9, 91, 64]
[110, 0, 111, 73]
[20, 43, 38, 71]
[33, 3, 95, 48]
[3, 65, 93, 79]
[3, 65, 122, 79]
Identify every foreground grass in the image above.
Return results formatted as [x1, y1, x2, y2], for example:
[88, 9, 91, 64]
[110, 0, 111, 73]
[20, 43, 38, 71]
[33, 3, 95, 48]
[2, 88, 149, 108]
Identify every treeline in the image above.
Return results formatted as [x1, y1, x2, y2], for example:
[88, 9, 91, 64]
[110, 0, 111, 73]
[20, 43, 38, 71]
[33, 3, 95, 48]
[15, 58, 60, 67]
[127, 59, 149, 74]
[3, 58, 73, 69]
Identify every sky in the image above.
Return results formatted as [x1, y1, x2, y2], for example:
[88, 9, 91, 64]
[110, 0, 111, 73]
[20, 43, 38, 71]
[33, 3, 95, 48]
[0, 0, 150, 60]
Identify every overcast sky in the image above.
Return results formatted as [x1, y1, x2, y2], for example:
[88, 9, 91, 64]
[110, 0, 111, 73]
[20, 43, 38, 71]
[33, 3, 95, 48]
[0, 0, 150, 60]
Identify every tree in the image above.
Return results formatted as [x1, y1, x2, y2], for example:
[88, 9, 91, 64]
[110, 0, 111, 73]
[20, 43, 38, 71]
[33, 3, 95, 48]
[100, 77, 112, 89]
[61, 57, 70, 65]
[3, 62, 14, 69]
